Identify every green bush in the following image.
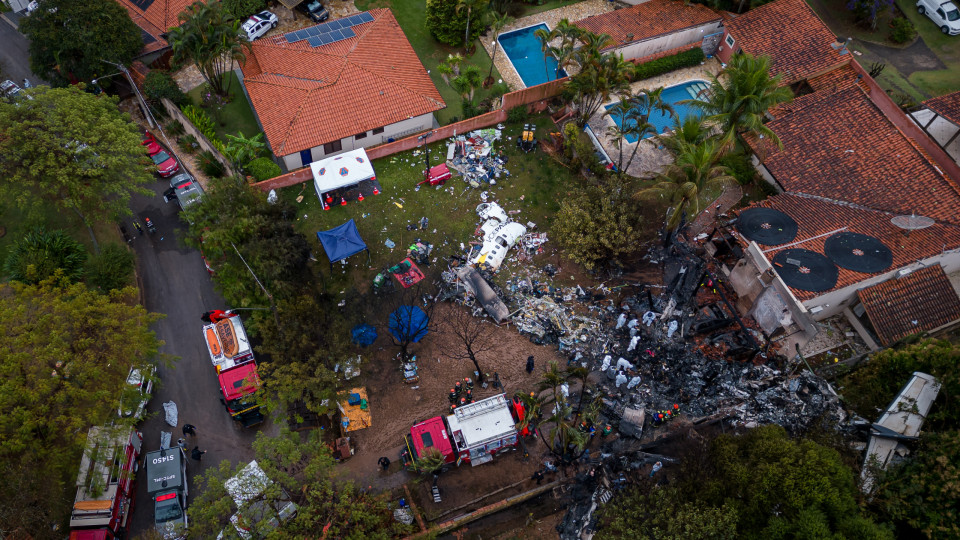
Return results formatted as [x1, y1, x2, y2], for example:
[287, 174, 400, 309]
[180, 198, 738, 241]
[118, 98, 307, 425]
[143, 70, 188, 106]
[632, 47, 705, 82]
[222, 0, 265, 19]
[461, 98, 480, 120]
[426, 0, 484, 47]
[179, 133, 199, 153]
[507, 105, 528, 123]
[85, 243, 135, 292]
[181, 104, 220, 144]
[247, 157, 281, 181]
[890, 17, 916, 44]
[166, 119, 185, 137]
[4, 228, 87, 284]
[199, 150, 226, 178]
[718, 152, 757, 185]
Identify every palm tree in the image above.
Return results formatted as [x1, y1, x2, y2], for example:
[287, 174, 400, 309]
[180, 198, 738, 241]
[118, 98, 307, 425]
[605, 97, 636, 172]
[452, 65, 483, 102]
[447, 53, 465, 76]
[635, 139, 736, 230]
[168, 1, 251, 97]
[533, 26, 555, 83]
[436, 62, 454, 85]
[655, 112, 712, 155]
[683, 53, 793, 150]
[568, 49, 632, 127]
[486, 11, 513, 84]
[618, 87, 674, 172]
[456, 0, 487, 52]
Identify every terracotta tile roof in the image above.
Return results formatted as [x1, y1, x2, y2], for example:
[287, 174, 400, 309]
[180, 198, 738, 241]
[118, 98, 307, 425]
[574, 0, 721, 49]
[768, 64, 861, 119]
[738, 194, 960, 301]
[240, 9, 445, 157]
[924, 90, 960, 126]
[748, 84, 960, 225]
[724, 0, 847, 82]
[115, 0, 194, 55]
[858, 264, 960, 345]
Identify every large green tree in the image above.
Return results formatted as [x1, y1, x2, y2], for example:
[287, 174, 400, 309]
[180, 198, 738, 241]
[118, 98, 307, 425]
[599, 487, 739, 539]
[168, 1, 250, 97]
[0, 86, 153, 251]
[565, 34, 632, 127]
[188, 428, 413, 539]
[426, 0, 483, 47]
[683, 53, 793, 149]
[0, 278, 161, 534]
[20, 0, 143, 87]
[3, 228, 87, 284]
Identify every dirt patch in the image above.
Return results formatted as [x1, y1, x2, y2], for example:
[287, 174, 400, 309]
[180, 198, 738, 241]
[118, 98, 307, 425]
[859, 37, 947, 76]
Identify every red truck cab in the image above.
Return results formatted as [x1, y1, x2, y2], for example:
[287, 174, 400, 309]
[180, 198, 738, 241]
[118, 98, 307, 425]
[203, 312, 263, 427]
[69, 427, 143, 539]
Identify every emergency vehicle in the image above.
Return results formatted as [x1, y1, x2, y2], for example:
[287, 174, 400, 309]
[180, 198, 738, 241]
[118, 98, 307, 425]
[145, 447, 189, 538]
[203, 311, 264, 427]
[68, 426, 142, 539]
[403, 393, 520, 468]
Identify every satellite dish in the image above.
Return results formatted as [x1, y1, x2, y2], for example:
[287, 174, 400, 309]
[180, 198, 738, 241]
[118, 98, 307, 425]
[891, 214, 935, 230]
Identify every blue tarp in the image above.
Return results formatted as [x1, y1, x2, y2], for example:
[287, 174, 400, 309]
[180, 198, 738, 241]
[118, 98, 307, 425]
[316, 219, 368, 263]
[388, 306, 429, 343]
[351, 324, 378, 347]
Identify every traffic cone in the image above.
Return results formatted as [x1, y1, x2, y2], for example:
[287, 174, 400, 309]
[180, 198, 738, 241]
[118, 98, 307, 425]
[358, 193, 364, 201]
[340, 198, 347, 206]
[373, 187, 380, 195]
[325, 195, 332, 203]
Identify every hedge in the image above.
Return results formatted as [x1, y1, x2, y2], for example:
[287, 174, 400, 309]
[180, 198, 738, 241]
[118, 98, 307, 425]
[632, 47, 706, 82]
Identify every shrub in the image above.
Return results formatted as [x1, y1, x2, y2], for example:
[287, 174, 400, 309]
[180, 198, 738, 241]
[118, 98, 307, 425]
[143, 70, 188, 106]
[222, 0, 265, 19]
[632, 47, 705, 82]
[247, 157, 281, 181]
[4, 228, 87, 284]
[166, 119, 185, 137]
[507, 105, 528, 123]
[198, 150, 226, 178]
[85, 243, 135, 292]
[462, 98, 480, 120]
[425, 0, 483, 47]
[179, 133, 199, 153]
[890, 17, 916, 44]
[718, 152, 757, 185]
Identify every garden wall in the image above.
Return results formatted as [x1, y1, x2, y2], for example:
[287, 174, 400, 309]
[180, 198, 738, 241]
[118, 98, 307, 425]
[159, 98, 237, 178]
[253, 77, 569, 192]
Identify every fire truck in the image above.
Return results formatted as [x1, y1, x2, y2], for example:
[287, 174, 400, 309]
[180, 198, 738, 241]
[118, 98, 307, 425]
[203, 312, 264, 427]
[403, 394, 520, 468]
[68, 426, 142, 539]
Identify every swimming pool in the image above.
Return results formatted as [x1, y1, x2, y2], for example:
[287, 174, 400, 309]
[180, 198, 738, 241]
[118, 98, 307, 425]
[605, 80, 709, 143]
[497, 23, 567, 88]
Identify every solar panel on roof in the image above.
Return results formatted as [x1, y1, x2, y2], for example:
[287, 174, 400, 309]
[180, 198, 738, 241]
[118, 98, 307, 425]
[328, 29, 343, 40]
[297, 29, 311, 40]
[327, 19, 342, 30]
[308, 27, 322, 36]
[343, 15, 359, 25]
[319, 34, 334, 45]
[286, 33, 299, 43]
[341, 27, 356, 39]
[358, 12, 374, 23]
[316, 21, 332, 32]
[307, 36, 324, 47]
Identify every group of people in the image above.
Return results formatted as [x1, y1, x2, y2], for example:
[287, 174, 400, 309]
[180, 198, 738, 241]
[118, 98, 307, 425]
[176, 423, 208, 461]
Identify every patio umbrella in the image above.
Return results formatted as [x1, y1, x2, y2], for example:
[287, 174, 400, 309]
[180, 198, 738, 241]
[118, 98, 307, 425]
[388, 306, 429, 343]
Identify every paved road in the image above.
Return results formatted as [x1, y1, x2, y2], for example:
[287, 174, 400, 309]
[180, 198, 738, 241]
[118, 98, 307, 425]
[126, 177, 264, 536]
[0, 14, 49, 86]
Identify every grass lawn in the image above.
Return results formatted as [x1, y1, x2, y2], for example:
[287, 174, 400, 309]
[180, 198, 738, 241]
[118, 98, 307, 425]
[806, 0, 905, 45]
[895, 0, 960, 97]
[356, 0, 503, 125]
[512, 0, 583, 17]
[188, 71, 263, 142]
[280, 114, 579, 292]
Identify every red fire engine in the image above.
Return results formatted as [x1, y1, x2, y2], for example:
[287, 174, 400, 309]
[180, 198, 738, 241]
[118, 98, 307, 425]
[69, 426, 143, 539]
[203, 312, 264, 427]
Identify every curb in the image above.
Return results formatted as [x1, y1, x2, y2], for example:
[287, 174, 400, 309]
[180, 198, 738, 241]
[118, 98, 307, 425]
[0, 11, 20, 30]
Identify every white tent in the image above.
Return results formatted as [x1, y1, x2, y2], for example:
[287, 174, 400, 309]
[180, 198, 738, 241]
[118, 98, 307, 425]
[311, 148, 376, 201]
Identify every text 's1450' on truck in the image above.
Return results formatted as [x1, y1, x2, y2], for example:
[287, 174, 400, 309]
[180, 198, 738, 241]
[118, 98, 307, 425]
[145, 447, 189, 539]
[203, 311, 264, 427]
[69, 426, 142, 540]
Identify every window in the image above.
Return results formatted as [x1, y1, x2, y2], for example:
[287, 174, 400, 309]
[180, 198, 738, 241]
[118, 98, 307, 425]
[323, 140, 342, 154]
[420, 433, 434, 448]
[937, 8, 945, 18]
[372, 127, 385, 135]
[725, 35, 735, 47]
[299, 149, 312, 167]
[355, 131, 367, 140]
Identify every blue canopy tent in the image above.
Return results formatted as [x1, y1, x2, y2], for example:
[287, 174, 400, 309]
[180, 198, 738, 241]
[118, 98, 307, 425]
[351, 324, 378, 347]
[388, 306, 429, 343]
[316, 219, 370, 270]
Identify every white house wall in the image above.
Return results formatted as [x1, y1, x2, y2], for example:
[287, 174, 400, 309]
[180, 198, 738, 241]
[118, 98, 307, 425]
[611, 22, 723, 61]
[281, 112, 436, 170]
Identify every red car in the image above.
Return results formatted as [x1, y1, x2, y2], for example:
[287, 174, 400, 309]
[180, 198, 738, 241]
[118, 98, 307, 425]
[141, 131, 163, 156]
[151, 149, 180, 177]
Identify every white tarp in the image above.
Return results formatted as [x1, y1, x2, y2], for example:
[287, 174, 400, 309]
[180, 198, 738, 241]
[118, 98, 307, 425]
[311, 148, 376, 197]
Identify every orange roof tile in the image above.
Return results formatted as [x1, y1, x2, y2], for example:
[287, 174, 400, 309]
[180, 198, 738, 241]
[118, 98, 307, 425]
[724, 0, 847, 82]
[858, 264, 960, 345]
[739, 194, 960, 301]
[924, 90, 960, 126]
[240, 9, 445, 156]
[573, 0, 722, 49]
[748, 84, 960, 225]
[115, 0, 195, 54]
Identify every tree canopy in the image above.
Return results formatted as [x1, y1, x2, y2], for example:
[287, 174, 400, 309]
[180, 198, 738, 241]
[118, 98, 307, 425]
[20, 0, 144, 87]
[168, 1, 250, 97]
[3, 228, 87, 284]
[0, 278, 161, 534]
[426, 0, 483, 47]
[0, 85, 153, 250]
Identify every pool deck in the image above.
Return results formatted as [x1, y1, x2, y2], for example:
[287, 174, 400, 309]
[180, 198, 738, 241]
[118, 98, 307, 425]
[587, 59, 723, 179]
[482, 0, 615, 91]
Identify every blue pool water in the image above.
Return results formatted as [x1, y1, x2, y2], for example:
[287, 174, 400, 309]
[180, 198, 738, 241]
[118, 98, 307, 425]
[498, 23, 567, 88]
[605, 80, 708, 143]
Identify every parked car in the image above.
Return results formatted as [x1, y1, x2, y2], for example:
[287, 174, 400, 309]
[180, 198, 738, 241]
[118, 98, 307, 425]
[242, 10, 278, 41]
[168, 172, 194, 189]
[296, 0, 329, 22]
[142, 131, 164, 156]
[118, 365, 155, 420]
[164, 176, 205, 211]
[1, 80, 22, 100]
[151, 149, 180, 177]
[917, 0, 960, 34]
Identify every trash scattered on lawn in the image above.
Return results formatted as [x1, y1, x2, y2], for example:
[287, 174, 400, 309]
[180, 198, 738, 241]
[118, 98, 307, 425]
[447, 129, 510, 188]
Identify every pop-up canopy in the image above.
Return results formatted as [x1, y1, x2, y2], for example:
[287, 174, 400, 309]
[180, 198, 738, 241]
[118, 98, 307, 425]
[316, 219, 370, 268]
[311, 148, 376, 197]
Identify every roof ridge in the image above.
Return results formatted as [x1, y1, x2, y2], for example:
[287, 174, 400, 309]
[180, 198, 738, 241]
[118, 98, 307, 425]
[784, 191, 960, 231]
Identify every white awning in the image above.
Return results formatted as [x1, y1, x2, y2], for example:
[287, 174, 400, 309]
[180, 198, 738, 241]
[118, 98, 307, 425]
[311, 148, 376, 194]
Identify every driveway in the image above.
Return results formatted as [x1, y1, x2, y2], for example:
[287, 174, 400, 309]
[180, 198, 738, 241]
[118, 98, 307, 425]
[857, 36, 946, 77]
[126, 176, 267, 535]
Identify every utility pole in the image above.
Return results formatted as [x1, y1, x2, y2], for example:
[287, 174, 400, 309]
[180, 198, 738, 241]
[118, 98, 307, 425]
[100, 59, 154, 128]
[231, 242, 284, 341]
[418, 131, 434, 182]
